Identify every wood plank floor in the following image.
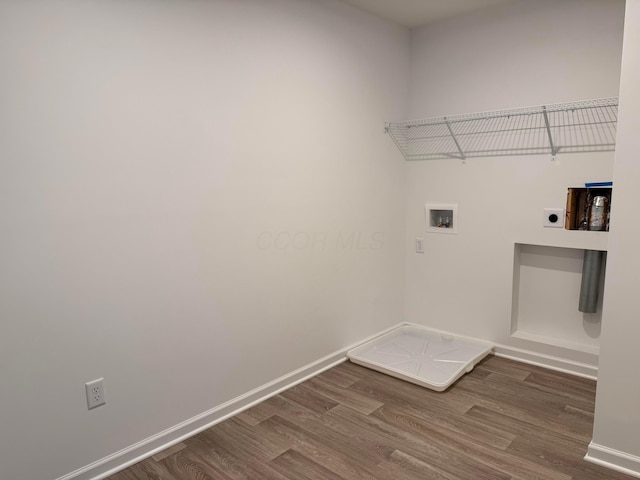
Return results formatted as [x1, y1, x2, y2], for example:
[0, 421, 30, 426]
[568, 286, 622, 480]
[107, 356, 635, 480]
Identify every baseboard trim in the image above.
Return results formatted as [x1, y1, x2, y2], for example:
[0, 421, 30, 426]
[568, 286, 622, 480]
[492, 343, 598, 380]
[56, 323, 403, 480]
[585, 442, 640, 479]
[58, 354, 348, 480]
[56, 322, 602, 480]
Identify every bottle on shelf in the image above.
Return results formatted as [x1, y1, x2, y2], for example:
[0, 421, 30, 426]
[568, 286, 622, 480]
[588, 195, 608, 231]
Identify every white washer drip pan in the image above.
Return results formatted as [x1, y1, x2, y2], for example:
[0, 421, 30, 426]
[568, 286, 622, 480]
[347, 325, 493, 392]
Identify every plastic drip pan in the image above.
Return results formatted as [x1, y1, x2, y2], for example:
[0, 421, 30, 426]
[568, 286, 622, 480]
[347, 325, 492, 392]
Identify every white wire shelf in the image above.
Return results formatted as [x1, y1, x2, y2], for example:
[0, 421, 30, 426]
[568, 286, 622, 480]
[385, 97, 618, 161]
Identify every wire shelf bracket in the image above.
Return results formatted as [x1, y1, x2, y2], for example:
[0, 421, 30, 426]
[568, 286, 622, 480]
[385, 97, 618, 162]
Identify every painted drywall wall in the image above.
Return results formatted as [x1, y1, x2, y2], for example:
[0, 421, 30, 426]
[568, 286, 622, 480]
[404, 0, 624, 363]
[0, 1, 409, 479]
[407, 0, 624, 118]
[589, 0, 640, 471]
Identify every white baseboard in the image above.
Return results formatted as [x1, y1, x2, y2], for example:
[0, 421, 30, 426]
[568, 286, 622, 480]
[492, 343, 598, 380]
[585, 442, 640, 479]
[56, 322, 403, 480]
[55, 322, 602, 480]
[58, 354, 347, 480]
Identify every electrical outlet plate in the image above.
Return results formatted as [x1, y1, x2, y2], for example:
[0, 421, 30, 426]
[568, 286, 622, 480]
[85, 378, 106, 410]
[415, 237, 424, 253]
[543, 208, 564, 228]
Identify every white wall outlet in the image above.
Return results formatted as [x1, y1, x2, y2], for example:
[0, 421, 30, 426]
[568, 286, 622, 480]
[543, 208, 564, 228]
[85, 378, 106, 410]
[415, 237, 425, 253]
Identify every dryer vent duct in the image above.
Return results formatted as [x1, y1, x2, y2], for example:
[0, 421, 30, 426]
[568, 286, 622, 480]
[579, 250, 606, 313]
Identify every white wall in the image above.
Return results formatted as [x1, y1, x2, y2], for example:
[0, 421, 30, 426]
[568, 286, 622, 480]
[589, 0, 640, 473]
[404, 0, 624, 365]
[0, 2, 409, 479]
[407, 0, 624, 118]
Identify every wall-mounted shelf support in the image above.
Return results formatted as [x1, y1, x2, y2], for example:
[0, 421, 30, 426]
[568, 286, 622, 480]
[542, 106, 557, 157]
[386, 97, 618, 161]
[444, 118, 466, 161]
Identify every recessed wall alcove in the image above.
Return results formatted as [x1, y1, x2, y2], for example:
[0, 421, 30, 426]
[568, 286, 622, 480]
[511, 243, 605, 354]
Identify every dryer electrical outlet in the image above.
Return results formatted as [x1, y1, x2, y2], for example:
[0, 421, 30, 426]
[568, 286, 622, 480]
[543, 208, 564, 228]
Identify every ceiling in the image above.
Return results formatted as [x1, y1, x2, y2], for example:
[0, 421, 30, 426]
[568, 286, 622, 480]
[339, 0, 520, 29]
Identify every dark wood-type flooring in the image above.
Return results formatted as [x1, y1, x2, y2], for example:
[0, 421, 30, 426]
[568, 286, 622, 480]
[108, 355, 635, 480]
